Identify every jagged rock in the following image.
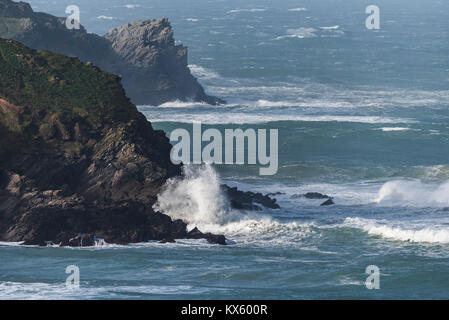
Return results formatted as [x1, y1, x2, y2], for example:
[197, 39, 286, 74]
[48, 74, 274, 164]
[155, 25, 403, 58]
[159, 237, 176, 244]
[0, 0, 223, 106]
[221, 185, 280, 210]
[320, 198, 335, 206]
[291, 192, 331, 199]
[304, 192, 330, 199]
[105, 18, 224, 105]
[68, 234, 95, 247]
[0, 38, 225, 246]
[187, 227, 226, 245]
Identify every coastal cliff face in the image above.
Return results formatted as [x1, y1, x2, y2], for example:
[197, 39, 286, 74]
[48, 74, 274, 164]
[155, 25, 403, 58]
[105, 19, 223, 105]
[0, 0, 223, 105]
[0, 38, 226, 246]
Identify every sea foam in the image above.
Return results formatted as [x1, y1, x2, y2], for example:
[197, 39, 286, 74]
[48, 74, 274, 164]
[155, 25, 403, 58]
[154, 165, 314, 246]
[344, 217, 449, 244]
[376, 180, 449, 207]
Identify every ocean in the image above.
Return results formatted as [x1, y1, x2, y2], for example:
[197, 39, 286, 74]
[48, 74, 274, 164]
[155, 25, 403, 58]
[1, 0, 449, 299]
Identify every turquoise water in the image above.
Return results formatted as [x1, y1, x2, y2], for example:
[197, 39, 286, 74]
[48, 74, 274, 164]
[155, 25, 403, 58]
[2, 0, 449, 299]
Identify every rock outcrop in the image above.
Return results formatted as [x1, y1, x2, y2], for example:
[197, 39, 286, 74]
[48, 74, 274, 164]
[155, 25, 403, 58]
[0, 38, 225, 246]
[320, 198, 335, 206]
[0, 0, 223, 106]
[105, 19, 223, 105]
[221, 185, 280, 211]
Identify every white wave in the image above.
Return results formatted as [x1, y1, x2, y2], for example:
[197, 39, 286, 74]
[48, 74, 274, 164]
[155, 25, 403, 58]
[376, 127, 410, 132]
[124, 4, 141, 8]
[154, 165, 314, 246]
[337, 276, 364, 286]
[143, 110, 415, 124]
[275, 28, 318, 40]
[186, 18, 199, 22]
[197, 218, 315, 247]
[204, 77, 449, 109]
[376, 180, 449, 207]
[0, 281, 204, 300]
[227, 8, 267, 14]
[188, 64, 220, 80]
[142, 100, 209, 109]
[344, 217, 449, 244]
[320, 25, 340, 30]
[96, 15, 116, 20]
[419, 165, 449, 180]
[0, 241, 24, 246]
[288, 8, 308, 12]
[154, 164, 234, 225]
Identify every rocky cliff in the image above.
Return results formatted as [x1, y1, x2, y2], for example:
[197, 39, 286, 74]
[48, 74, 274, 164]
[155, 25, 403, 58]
[0, 0, 223, 105]
[0, 38, 226, 246]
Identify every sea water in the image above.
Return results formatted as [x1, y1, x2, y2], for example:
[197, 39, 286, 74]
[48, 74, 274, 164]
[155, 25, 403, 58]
[1, 0, 449, 299]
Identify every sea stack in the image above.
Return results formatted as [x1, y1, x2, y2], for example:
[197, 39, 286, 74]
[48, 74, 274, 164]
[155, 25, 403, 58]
[0, 0, 224, 105]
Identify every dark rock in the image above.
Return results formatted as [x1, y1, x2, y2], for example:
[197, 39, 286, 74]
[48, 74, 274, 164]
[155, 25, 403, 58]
[68, 234, 95, 247]
[320, 198, 335, 206]
[187, 227, 203, 239]
[204, 234, 227, 246]
[221, 185, 280, 210]
[187, 227, 226, 245]
[0, 0, 224, 106]
[159, 237, 176, 244]
[304, 192, 330, 199]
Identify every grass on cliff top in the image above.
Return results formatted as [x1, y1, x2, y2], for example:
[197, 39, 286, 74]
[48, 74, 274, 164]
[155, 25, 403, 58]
[0, 38, 139, 128]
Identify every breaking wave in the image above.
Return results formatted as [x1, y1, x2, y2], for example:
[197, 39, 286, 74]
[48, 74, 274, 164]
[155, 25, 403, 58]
[343, 217, 449, 244]
[376, 180, 449, 207]
[154, 165, 315, 246]
[154, 165, 233, 225]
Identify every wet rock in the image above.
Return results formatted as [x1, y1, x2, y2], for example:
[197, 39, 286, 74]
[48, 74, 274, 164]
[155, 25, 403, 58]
[159, 237, 176, 244]
[68, 234, 95, 247]
[187, 227, 227, 245]
[320, 198, 335, 206]
[304, 192, 330, 199]
[221, 185, 280, 210]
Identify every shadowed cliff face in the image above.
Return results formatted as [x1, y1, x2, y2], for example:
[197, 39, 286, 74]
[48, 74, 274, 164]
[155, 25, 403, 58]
[0, 38, 226, 246]
[0, 0, 224, 106]
[105, 18, 224, 105]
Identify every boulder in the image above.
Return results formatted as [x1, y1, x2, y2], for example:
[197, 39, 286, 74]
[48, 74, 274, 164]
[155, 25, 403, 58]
[320, 198, 335, 206]
[221, 185, 280, 210]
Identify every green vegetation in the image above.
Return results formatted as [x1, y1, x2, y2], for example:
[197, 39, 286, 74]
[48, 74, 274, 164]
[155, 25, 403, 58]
[0, 38, 141, 154]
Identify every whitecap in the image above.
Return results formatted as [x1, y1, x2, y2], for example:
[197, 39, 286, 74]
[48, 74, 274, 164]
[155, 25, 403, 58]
[376, 127, 410, 132]
[288, 8, 307, 12]
[96, 15, 116, 20]
[343, 217, 449, 244]
[188, 64, 220, 79]
[320, 25, 340, 30]
[123, 4, 141, 9]
[275, 28, 318, 40]
[227, 8, 267, 14]
[376, 179, 449, 207]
